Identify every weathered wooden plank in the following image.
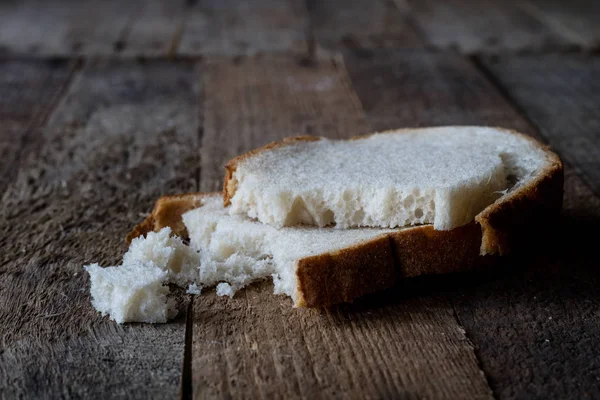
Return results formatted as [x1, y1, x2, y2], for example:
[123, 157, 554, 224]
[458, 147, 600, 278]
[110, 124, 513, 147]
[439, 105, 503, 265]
[343, 48, 600, 399]
[200, 55, 370, 192]
[343, 49, 533, 132]
[403, 0, 567, 53]
[195, 54, 493, 399]
[461, 55, 600, 398]
[451, 157, 600, 400]
[179, 0, 308, 56]
[308, 0, 422, 50]
[0, 0, 135, 56]
[0, 60, 74, 193]
[521, 0, 600, 49]
[0, 60, 201, 399]
[121, 0, 186, 57]
[482, 54, 600, 197]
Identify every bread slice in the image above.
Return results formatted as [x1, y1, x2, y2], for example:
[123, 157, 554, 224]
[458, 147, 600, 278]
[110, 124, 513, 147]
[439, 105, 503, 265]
[129, 193, 484, 308]
[224, 127, 563, 254]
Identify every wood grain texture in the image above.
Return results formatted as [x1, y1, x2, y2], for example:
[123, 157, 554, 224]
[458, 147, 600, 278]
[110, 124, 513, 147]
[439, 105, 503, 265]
[308, 0, 422, 50]
[0, 60, 201, 399]
[342, 48, 600, 399]
[482, 54, 600, 198]
[521, 0, 600, 49]
[194, 54, 493, 399]
[179, 0, 309, 56]
[121, 0, 186, 57]
[451, 162, 600, 400]
[404, 0, 567, 53]
[465, 54, 600, 398]
[0, 0, 135, 56]
[0, 60, 74, 193]
[343, 49, 532, 132]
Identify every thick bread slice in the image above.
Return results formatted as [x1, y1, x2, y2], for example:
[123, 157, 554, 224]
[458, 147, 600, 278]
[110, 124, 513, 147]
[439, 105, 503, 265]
[224, 127, 563, 255]
[129, 193, 484, 307]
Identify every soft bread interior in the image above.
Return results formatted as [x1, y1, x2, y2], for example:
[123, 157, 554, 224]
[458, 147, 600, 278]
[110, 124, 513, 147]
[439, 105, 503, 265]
[228, 126, 550, 230]
[183, 194, 393, 305]
[85, 195, 396, 322]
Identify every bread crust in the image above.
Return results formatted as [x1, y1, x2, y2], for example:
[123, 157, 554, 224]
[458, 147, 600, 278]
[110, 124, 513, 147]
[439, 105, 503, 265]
[126, 192, 490, 308]
[127, 127, 563, 306]
[295, 222, 485, 307]
[126, 192, 207, 244]
[222, 127, 564, 255]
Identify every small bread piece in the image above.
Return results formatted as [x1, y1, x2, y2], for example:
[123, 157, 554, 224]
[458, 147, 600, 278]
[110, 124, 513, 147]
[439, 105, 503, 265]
[130, 193, 484, 307]
[224, 126, 563, 255]
[86, 227, 200, 323]
[85, 262, 172, 324]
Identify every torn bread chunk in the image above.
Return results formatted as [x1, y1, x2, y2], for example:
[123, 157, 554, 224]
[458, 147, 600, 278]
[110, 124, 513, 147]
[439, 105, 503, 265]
[184, 194, 397, 306]
[124, 227, 200, 287]
[84, 262, 174, 324]
[85, 227, 200, 323]
[225, 126, 553, 231]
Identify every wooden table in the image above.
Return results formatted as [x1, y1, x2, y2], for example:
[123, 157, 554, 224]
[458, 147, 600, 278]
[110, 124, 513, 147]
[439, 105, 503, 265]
[1, 1, 599, 399]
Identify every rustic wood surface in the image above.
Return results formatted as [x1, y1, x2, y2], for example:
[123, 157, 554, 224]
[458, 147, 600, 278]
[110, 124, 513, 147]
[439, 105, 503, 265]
[2, 0, 599, 57]
[0, 60, 200, 399]
[0, 0, 136, 56]
[307, 0, 423, 50]
[121, 0, 186, 58]
[522, 0, 600, 49]
[403, 0, 568, 53]
[179, 0, 309, 56]
[0, 0, 599, 399]
[0, 60, 75, 193]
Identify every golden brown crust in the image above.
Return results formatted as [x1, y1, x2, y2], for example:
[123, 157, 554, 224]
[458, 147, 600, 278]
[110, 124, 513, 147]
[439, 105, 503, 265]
[295, 223, 485, 307]
[296, 235, 396, 307]
[389, 222, 483, 277]
[473, 129, 564, 255]
[125, 192, 207, 244]
[221, 126, 564, 256]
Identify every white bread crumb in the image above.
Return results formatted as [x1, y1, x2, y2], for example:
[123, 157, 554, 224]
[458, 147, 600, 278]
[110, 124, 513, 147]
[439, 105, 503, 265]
[187, 283, 202, 295]
[216, 282, 234, 297]
[84, 262, 169, 324]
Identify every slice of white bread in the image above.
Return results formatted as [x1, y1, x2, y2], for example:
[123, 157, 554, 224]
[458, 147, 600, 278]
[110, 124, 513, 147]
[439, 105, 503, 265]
[224, 126, 563, 254]
[128, 193, 486, 308]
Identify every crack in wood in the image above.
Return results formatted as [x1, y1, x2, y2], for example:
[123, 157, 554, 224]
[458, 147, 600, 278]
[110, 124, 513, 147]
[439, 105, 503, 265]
[180, 297, 194, 400]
